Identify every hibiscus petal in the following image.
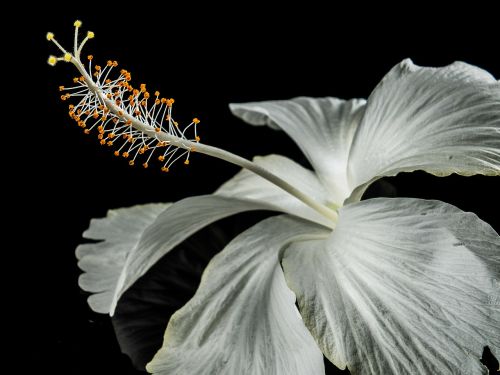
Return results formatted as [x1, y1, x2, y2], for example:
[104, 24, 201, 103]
[216, 154, 333, 226]
[147, 215, 329, 375]
[76, 203, 169, 314]
[230, 97, 366, 204]
[78, 196, 269, 315]
[347, 59, 500, 199]
[109, 195, 270, 315]
[282, 198, 500, 375]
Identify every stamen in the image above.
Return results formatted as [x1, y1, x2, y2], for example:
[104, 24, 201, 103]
[47, 24, 201, 172]
[47, 20, 339, 225]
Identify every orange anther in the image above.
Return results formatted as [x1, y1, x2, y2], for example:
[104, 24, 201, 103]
[142, 162, 148, 168]
[87, 55, 93, 61]
[161, 166, 169, 173]
[114, 151, 120, 157]
[59, 86, 65, 91]
[158, 155, 165, 162]
[122, 152, 129, 158]
[193, 118, 200, 124]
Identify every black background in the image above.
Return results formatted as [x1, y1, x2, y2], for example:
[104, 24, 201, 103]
[16, 5, 500, 374]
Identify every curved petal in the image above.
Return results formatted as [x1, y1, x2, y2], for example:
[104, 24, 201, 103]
[147, 215, 329, 375]
[111, 212, 271, 370]
[76, 203, 169, 314]
[109, 195, 271, 315]
[216, 154, 333, 226]
[282, 198, 500, 375]
[230, 97, 366, 204]
[347, 59, 500, 198]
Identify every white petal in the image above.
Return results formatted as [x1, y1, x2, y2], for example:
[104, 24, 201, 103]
[110, 195, 269, 315]
[147, 216, 328, 375]
[282, 198, 500, 375]
[216, 154, 333, 226]
[76, 203, 169, 314]
[230, 97, 366, 204]
[347, 59, 500, 199]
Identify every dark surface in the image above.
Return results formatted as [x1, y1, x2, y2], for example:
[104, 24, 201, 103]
[17, 5, 500, 374]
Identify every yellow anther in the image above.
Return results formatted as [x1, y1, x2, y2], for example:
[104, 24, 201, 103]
[74, 20, 82, 27]
[155, 91, 160, 97]
[184, 159, 190, 165]
[64, 53, 72, 62]
[46, 32, 55, 41]
[87, 31, 95, 39]
[142, 162, 149, 168]
[129, 160, 135, 166]
[59, 86, 65, 92]
[195, 136, 201, 142]
[48, 56, 57, 66]
[193, 118, 200, 124]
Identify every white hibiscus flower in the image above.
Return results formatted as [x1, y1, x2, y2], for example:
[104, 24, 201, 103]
[49, 21, 499, 375]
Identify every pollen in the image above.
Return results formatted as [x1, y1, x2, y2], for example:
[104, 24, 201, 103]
[87, 31, 95, 39]
[74, 20, 82, 27]
[46, 32, 55, 41]
[64, 53, 72, 62]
